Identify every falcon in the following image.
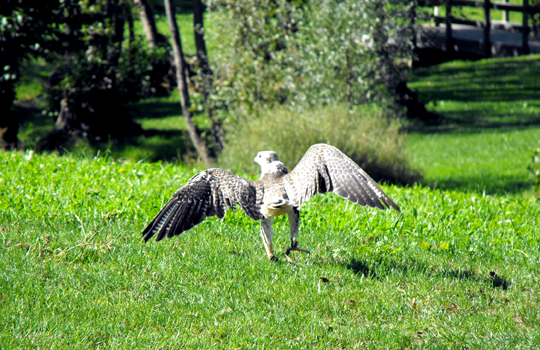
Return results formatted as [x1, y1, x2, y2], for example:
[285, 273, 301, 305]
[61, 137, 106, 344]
[142, 144, 400, 261]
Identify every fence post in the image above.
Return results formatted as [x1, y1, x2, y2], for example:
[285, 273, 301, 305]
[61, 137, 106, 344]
[503, 0, 510, 22]
[446, 0, 453, 52]
[483, 0, 491, 57]
[523, 0, 530, 54]
[410, 1, 417, 49]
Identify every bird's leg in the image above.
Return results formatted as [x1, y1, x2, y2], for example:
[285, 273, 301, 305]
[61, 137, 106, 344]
[285, 208, 310, 262]
[260, 218, 277, 261]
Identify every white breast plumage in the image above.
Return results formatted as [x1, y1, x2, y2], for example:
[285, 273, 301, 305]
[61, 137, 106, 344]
[261, 201, 294, 218]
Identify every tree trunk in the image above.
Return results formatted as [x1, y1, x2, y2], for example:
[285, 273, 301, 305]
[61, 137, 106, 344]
[0, 109, 19, 150]
[395, 81, 439, 124]
[104, 0, 125, 68]
[0, 50, 19, 149]
[164, 0, 213, 166]
[37, 92, 143, 152]
[192, 0, 223, 153]
[135, 0, 163, 48]
[126, 4, 135, 45]
[193, 0, 212, 80]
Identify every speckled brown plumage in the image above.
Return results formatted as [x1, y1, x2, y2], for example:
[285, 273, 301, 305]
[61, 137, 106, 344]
[142, 169, 262, 242]
[282, 144, 400, 211]
[142, 144, 400, 260]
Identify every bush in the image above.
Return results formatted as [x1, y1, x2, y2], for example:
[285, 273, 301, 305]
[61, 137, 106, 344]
[208, 0, 415, 119]
[218, 104, 421, 185]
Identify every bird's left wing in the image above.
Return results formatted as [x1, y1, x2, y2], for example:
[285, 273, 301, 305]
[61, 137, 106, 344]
[142, 168, 262, 242]
[282, 144, 400, 211]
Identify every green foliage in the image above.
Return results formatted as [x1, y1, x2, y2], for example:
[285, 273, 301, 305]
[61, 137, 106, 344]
[44, 0, 173, 117]
[208, 0, 415, 119]
[14, 78, 43, 102]
[219, 104, 421, 185]
[1, 150, 539, 348]
[0, 0, 65, 146]
[0, 0, 61, 90]
[45, 41, 171, 117]
[209, 0, 418, 183]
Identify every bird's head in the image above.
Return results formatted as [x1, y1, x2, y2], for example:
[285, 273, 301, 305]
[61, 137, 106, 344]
[254, 151, 280, 165]
[254, 151, 288, 176]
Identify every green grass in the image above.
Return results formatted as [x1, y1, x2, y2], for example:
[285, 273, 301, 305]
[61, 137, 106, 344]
[407, 128, 540, 194]
[219, 104, 420, 185]
[422, 0, 530, 25]
[1, 150, 539, 348]
[407, 54, 540, 193]
[409, 55, 540, 132]
[133, 13, 200, 56]
[3, 42, 540, 347]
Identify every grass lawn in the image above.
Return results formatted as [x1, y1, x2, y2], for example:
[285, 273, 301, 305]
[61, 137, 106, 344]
[408, 55, 540, 194]
[4, 19, 540, 347]
[1, 150, 539, 348]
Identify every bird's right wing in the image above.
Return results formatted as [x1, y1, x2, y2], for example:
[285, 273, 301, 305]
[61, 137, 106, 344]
[142, 168, 262, 242]
[282, 144, 400, 211]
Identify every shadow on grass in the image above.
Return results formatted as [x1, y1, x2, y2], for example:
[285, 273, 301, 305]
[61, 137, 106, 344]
[346, 257, 511, 290]
[128, 100, 181, 120]
[12, 100, 54, 146]
[424, 175, 534, 195]
[11, 97, 215, 164]
[410, 109, 540, 135]
[346, 257, 478, 281]
[410, 57, 540, 134]
[413, 60, 540, 103]
[102, 128, 200, 163]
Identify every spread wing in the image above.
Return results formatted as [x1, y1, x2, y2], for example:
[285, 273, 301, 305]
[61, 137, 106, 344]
[282, 144, 400, 211]
[142, 169, 262, 242]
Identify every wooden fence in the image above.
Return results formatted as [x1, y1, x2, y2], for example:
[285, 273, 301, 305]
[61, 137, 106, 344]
[433, 0, 540, 57]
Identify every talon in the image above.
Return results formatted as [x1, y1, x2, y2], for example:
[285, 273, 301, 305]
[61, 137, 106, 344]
[286, 246, 310, 255]
[270, 255, 279, 262]
[298, 248, 310, 254]
[285, 245, 311, 264]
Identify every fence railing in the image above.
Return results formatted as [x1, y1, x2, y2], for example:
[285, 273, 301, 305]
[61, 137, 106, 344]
[432, 0, 540, 57]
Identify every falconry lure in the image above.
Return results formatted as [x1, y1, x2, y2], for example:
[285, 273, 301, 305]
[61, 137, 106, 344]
[142, 144, 400, 261]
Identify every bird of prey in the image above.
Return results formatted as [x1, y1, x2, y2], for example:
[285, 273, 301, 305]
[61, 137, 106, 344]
[142, 144, 400, 261]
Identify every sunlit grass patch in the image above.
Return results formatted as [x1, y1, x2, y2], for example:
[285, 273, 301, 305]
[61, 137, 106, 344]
[408, 54, 540, 194]
[407, 127, 540, 194]
[1, 150, 539, 348]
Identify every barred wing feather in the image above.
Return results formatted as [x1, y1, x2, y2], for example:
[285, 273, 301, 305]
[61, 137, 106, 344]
[142, 169, 261, 242]
[282, 144, 400, 211]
